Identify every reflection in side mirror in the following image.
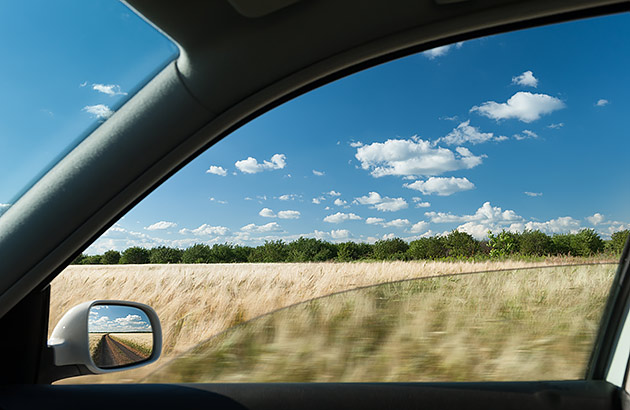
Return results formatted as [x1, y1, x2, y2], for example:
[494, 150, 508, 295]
[88, 305, 153, 369]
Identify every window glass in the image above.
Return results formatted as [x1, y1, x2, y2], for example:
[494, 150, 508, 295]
[50, 12, 630, 384]
[0, 1, 178, 215]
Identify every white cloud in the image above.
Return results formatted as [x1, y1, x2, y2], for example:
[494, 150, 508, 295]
[179, 224, 229, 236]
[596, 99, 609, 107]
[410, 221, 430, 233]
[355, 136, 483, 177]
[240, 222, 282, 233]
[334, 198, 347, 206]
[548, 123, 564, 129]
[323, 212, 362, 223]
[511, 71, 538, 87]
[330, 229, 351, 239]
[382, 219, 410, 228]
[524, 191, 542, 197]
[514, 130, 538, 140]
[278, 210, 301, 219]
[92, 83, 127, 96]
[471, 92, 565, 123]
[354, 192, 408, 212]
[235, 154, 286, 174]
[405, 177, 474, 196]
[82, 104, 113, 119]
[524, 217, 581, 234]
[412, 197, 431, 208]
[426, 202, 522, 225]
[587, 213, 605, 225]
[145, 221, 177, 231]
[312, 169, 325, 176]
[439, 121, 506, 145]
[423, 42, 463, 59]
[366, 217, 385, 225]
[278, 194, 297, 201]
[206, 165, 227, 176]
[259, 208, 276, 218]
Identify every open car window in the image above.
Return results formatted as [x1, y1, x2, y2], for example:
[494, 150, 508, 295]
[49, 11, 630, 384]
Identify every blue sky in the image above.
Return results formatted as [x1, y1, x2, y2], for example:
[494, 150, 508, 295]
[88, 305, 151, 333]
[0, 3, 628, 253]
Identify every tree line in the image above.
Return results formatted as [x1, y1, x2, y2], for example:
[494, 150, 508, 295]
[72, 229, 629, 265]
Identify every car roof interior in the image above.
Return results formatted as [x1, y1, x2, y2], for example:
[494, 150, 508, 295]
[0, 0, 629, 408]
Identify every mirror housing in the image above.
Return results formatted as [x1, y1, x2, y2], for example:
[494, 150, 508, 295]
[47, 300, 162, 377]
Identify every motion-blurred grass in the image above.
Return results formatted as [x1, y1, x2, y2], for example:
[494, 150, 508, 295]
[144, 263, 615, 383]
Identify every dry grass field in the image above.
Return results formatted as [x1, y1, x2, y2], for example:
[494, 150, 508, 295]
[49, 258, 617, 383]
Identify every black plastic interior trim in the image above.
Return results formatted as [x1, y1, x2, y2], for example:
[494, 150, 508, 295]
[0, 381, 622, 410]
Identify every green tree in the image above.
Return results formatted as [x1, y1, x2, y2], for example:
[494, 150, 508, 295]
[101, 250, 121, 265]
[82, 254, 103, 265]
[120, 247, 150, 264]
[287, 237, 337, 262]
[372, 238, 409, 260]
[570, 229, 604, 256]
[149, 246, 182, 264]
[607, 230, 630, 255]
[248, 240, 289, 262]
[181, 244, 211, 263]
[519, 230, 553, 256]
[487, 230, 519, 258]
[444, 230, 479, 258]
[407, 237, 447, 260]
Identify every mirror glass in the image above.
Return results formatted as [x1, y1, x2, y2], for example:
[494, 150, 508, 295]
[88, 304, 153, 369]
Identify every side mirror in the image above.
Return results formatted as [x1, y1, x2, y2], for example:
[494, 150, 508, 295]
[45, 300, 161, 381]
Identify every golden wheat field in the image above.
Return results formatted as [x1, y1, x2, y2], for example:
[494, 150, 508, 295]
[49, 258, 617, 384]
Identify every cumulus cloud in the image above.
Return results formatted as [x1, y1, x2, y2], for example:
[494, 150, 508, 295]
[587, 213, 605, 225]
[548, 123, 564, 129]
[260, 208, 300, 219]
[145, 221, 177, 231]
[259, 208, 276, 218]
[240, 222, 282, 233]
[439, 121, 507, 145]
[206, 165, 227, 176]
[278, 194, 297, 201]
[524, 191, 542, 197]
[423, 42, 463, 59]
[514, 130, 538, 140]
[412, 197, 431, 208]
[235, 154, 286, 174]
[355, 137, 483, 177]
[426, 202, 522, 225]
[323, 212, 362, 223]
[382, 219, 410, 228]
[471, 92, 565, 123]
[92, 83, 127, 96]
[278, 210, 300, 219]
[511, 71, 538, 87]
[524, 217, 581, 234]
[354, 192, 408, 212]
[410, 221, 430, 233]
[405, 177, 474, 196]
[82, 104, 113, 119]
[595, 99, 609, 107]
[179, 224, 229, 236]
[312, 169, 325, 176]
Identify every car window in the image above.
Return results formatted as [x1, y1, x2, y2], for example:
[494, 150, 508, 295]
[0, 1, 177, 215]
[49, 12, 630, 384]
